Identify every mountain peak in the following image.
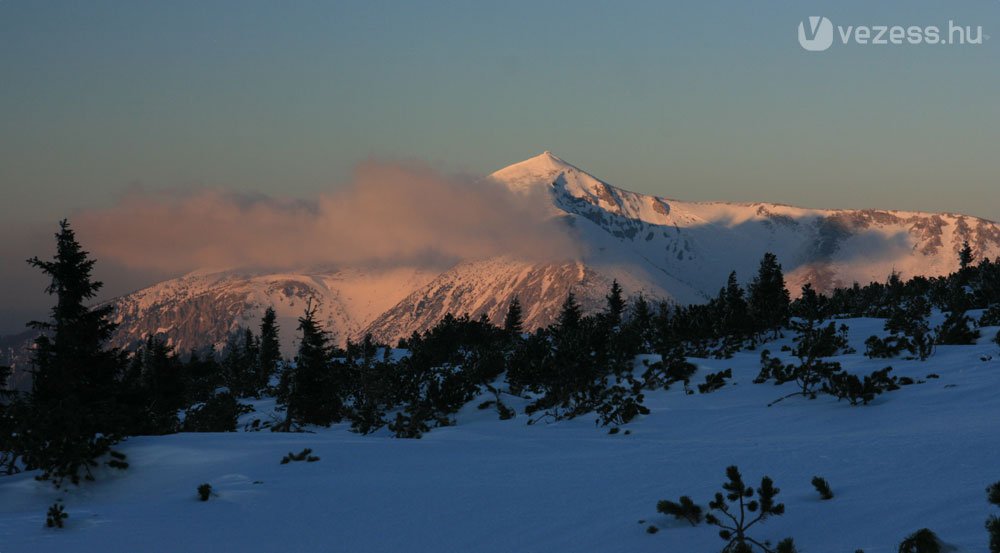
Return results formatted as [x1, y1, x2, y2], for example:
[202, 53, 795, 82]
[490, 151, 589, 191]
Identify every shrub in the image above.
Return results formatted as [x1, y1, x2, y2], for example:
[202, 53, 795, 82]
[897, 528, 941, 553]
[824, 367, 899, 406]
[811, 476, 834, 500]
[646, 525, 659, 534]
[182, 391, 252, 432]
[595, 381, 650, 426]
[989, 481, 1000, 506]
[197, 483, 212, 501]
[697, 369, 732, 394]
[775, 538, 799, 553]
[656, 495, 702, 526]
[980, 304, 1000, 327]
[988, 515, 1000, 553]
[988, 482, 1000, 553]
[936, 311, 980, 345]
[280, 448, 319, 464]
[45, 502, 68, 528]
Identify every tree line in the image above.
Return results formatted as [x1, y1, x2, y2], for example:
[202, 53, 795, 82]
[2, 221, 999, 487]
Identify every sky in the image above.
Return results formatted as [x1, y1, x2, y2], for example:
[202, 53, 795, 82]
[1, 0, 999, 333]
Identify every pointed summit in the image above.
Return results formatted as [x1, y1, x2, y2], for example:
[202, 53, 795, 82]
[490, 151, 589, 192]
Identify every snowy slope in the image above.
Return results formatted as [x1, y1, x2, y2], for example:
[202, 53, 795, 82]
[2, 316, 1000, 552]
[492, 151, 1000, 296]
[107, 267, 436, 352]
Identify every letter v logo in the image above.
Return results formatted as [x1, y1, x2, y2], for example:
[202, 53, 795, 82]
[798, 16, 834, 51]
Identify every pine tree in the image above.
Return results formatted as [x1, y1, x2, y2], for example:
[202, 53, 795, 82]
[720, 271, 751, 340]
[503, 296, 524, 336]
[936, 285, 979, 345]
[656, 495, 702, 526]
[556, 292, 582, 333]
[605, 280, 626, 330]
[278, 301, 341, 429]
[796, 283, 822, 323]
[748, 253, 791, 338]
[138, 335, 184, 434]
[23, 220, 127, 485]
[257, 307, 281, 391]
[959, 240, 974, 270]
[704, 465, 789, 552]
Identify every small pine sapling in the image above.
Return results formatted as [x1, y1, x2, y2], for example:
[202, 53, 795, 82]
[704, 465, 791, 552]
[656, 495, 703, 526]
[45, 502, 68, 528]
[197, 483, 212, 501]
[897, 528, 941, 553]
[811, 476, 834, 500]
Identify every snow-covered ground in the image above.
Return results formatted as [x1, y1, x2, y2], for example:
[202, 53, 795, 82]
[3, 316, 1000, 552]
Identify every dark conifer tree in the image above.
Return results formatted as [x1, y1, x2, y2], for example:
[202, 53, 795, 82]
[138, 335, 184, 435]
[748, 252, 791, 338]
[278, 301, 341, 429]
[556, 292, 582, 333]
[605, 280, 626, 330]
[720, 271, 751, 340]
[959, 240, 975, 270]
[22, 220, 127, 485]
[936, 285, 980, 345]
[796, 283, 822, 323]
[502, 296, 524, 336]
[257, 307, 281, 391]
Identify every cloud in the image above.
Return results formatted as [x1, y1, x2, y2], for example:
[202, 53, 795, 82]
[72, 160, 581, 275]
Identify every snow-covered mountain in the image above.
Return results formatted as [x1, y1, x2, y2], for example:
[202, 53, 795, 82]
[90, 152, 1000, 352]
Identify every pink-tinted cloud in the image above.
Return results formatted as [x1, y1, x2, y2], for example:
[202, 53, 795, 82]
[74, 160, 580, 274]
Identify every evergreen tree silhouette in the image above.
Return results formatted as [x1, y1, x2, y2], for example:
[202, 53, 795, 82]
[749, 252, 791, 338]
[24, 220, 127, 485]
[257, 307, 281, 391]
[503, 296, 524, 336]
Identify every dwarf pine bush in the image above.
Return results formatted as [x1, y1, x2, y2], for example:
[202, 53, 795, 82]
[811, 476, 834, 500]
[898, 528, 941, 553]
[656, 495, 702, 526]
[45, 502, 68, 528]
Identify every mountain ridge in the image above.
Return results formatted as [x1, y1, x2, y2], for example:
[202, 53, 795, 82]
[5, 152, 999, 366]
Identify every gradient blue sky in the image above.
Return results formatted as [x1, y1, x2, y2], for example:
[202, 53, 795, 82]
[1, 1, 999, 331]
[3, 1, 999, 221]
